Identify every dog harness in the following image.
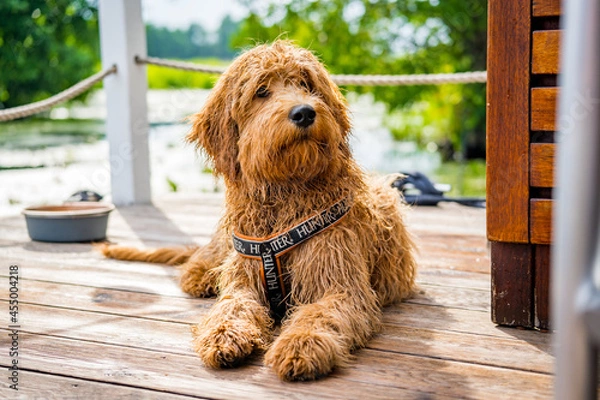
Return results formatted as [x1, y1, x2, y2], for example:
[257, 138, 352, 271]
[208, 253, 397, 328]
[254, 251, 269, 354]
[232, 197, 352, 320]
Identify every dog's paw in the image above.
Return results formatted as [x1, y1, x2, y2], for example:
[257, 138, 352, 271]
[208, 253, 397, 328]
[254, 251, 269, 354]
[179, 265, 216, 298]
[264, 330, 348, 381]
[191, 319, 263, 368]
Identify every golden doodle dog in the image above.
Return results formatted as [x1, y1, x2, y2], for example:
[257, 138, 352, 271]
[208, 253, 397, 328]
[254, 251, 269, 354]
[102, 40, 416, 381]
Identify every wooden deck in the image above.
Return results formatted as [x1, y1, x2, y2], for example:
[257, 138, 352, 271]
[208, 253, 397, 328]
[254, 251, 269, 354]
[0, 193, 553, 399]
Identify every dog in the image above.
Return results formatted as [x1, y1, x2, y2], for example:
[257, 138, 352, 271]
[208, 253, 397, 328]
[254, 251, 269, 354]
[102, 40, 416, 381]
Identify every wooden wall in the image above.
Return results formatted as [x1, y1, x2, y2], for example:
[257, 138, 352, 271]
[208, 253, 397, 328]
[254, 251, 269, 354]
[487, 0, 560, 330]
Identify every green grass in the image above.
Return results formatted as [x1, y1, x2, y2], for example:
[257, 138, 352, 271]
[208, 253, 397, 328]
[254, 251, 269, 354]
[431, 159, 486, 198]
[146, 58, 228, 89]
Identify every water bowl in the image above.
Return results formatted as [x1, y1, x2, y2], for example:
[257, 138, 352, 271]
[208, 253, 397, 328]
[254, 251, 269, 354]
[22, 203, 115, 242]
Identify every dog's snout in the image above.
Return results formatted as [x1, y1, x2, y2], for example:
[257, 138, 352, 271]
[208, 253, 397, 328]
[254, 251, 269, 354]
[288, 105, 316, 128]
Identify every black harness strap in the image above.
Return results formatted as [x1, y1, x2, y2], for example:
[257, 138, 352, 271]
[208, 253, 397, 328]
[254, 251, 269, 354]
[232, 197, 352, 320]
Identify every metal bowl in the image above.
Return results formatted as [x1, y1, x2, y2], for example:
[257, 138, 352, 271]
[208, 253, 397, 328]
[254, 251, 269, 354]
[22, 203, 115, 242]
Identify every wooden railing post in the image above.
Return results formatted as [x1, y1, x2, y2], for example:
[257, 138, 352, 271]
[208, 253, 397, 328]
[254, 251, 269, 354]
[98, 0, 151, 205]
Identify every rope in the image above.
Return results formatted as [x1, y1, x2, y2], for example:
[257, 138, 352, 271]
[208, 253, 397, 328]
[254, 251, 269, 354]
[135, 56, 487, 86]
[136, 56, 227, 74]
[331, 71, 487, 86]
[0, 65, 117, 122]
[0, 56, 486, 122]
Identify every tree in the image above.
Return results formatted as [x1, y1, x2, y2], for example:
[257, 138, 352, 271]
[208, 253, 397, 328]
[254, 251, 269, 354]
[0, 0, 100, 110]
[232, 0, 487, 158]
[146, 19, 240, 60]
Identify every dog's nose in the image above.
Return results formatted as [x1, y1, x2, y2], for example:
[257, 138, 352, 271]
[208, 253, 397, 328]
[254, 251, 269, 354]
[288, 105, 316, 128]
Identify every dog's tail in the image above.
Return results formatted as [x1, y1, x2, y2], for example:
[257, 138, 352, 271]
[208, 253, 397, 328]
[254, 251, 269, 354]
[99, 243, 198, 266]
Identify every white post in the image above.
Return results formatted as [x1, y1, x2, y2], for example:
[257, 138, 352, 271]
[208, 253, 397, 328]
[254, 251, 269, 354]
[98, 0, 151, 205]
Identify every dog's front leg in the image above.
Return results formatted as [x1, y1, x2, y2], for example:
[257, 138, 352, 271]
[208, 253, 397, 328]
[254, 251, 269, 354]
[264, 255, 381, 380]
[191, 259, 272, 368]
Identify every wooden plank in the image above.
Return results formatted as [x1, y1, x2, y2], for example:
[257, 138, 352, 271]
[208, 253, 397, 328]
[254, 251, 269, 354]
[0, 370, 202, 400]
[530, 143, 556, 188]
[491, 242, 534, 328]
[385, 304, 549, 346]
[5, 254, 187, 298]
[0, 192, 559, 398]
[415, 233, 490, 275]
[535, 245, 552, 330]
[532, 30, 561, 74]
[530, 199, 553, 244]
[3, 246, 491, 297]
[417, 268, 489, 291]
[406, 202, 487, 238]
[1, 295, 552, 364]
[7, 300, 552, 375]
[8, 281, 532, 342]
[373, 325, 552, 374]
[11, 302, 194, 355]
[486, 0, 531, 243]
[3, 255, 492, 307]
[410, 284, 490, 312]
[532, 0, 561, 16]
[0, 278, 489, 327]
[1, 331, 553, 399]
[3, 297, 538, 350]
[531, 87, 559, 131]
[0, 279, 211, 323]
[2, 333, 391, 400]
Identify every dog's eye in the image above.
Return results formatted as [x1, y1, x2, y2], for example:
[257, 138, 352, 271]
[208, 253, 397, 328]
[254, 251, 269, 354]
[300, 80, 313, 92]
[256, 86, 270, 98]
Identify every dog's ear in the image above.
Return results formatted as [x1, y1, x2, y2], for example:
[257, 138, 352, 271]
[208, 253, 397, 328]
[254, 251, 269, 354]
[325, 77, 352, 137]
[187, 77, 239, 181]
[308, 61, 352, 137]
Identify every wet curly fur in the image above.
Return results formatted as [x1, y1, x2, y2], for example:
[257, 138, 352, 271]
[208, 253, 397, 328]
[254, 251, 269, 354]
[101, 41, 417, 381]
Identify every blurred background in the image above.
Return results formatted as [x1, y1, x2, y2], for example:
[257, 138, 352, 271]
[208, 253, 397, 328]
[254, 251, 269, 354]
[0, 0, 487, 212]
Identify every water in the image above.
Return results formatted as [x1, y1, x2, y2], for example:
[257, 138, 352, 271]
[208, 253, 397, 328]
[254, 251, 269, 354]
[0, 89, 451, 214]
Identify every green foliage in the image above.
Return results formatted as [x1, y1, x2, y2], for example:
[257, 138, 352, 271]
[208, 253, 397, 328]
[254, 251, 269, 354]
[433, 159, 486, 197]
[0, 0, 100, 109]
[147, 58, 226, 89]
[0, 1, 240, 110]
[233, 0, 487, 157]
[146, 16, 240, 60]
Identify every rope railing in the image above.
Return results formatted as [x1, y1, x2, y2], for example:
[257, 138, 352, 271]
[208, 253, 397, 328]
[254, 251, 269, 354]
[135, 56, 227, 74]
[0, 65, 117, 122]
[136, 56, 488, 86]
[0, 55, 487, 122]
[331, 71, 487, 86]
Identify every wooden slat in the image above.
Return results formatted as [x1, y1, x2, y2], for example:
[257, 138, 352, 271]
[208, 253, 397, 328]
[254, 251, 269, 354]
[487, 0, 532, 243]
[1, 288, 539, 347]
[0, 191, 557, 398]
[491, 242, 534, 328]
[2, 331, 554, 399]
[375, 325, 553, 374]
[0, 370, 199, 400]
[2, 248, 491, 297]
[387, 303, 549, 347]
[535, 245, 552, 330]
[532, 0, 561, 16]
[0, 371, 198, 399]
[2, 332, 390, 400]
[6, 301, 552, 375]
[532, 30, 561, 74]
[531, 88, 559, 131]
[530, 199, 553, 244]
[530, 143, 556, 187]
[410, 284, 490, 312]
[1, 278, 490, 328]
